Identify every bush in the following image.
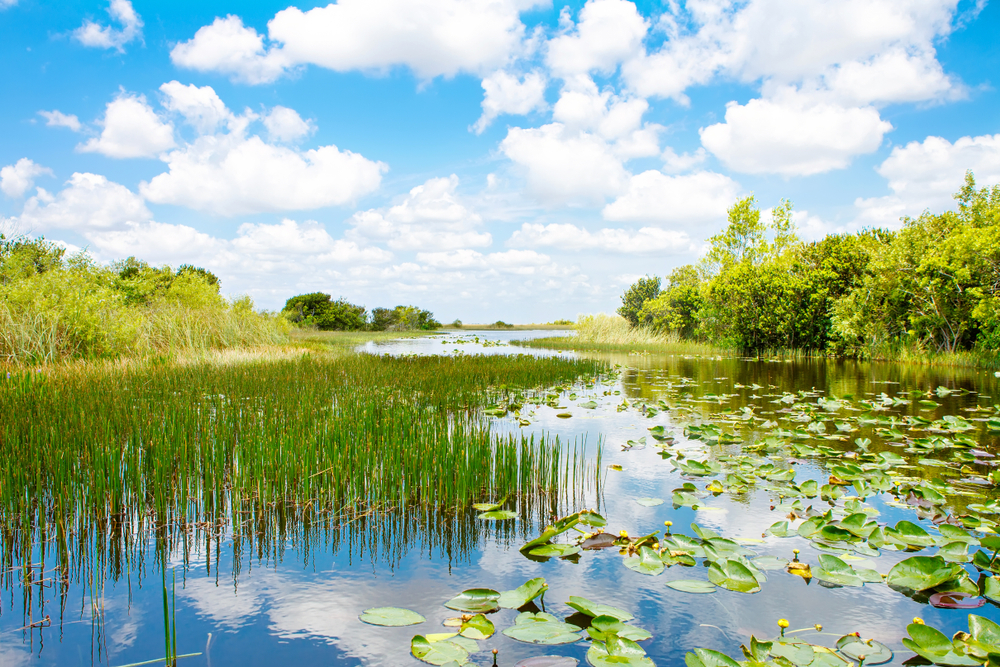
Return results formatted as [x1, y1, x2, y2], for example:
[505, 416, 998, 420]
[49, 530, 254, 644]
[617, 276, 661, 326]
[283, 293, 367, 330]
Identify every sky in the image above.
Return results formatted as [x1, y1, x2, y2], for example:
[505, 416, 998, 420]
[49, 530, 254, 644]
[1, 0, 999, 323]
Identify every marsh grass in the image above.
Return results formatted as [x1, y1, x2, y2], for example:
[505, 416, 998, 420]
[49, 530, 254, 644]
[1, 352, 604, 633]
[514, 313, 728, 356]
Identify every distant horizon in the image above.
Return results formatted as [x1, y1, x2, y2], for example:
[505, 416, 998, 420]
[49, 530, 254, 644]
[2, 0, 998, 323]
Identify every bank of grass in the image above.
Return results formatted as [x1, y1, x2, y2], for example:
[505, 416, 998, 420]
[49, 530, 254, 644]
[288, 327, 437, 352]
[515, 313, 729, 356]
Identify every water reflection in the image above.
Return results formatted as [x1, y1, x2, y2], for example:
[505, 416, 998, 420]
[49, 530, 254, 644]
[4, 333, 1000, 666]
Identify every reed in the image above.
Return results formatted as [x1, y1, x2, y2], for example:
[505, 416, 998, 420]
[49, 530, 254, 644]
[1, 352, 605, 625]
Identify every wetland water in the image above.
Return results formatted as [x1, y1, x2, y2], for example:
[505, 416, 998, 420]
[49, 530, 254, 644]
[4, 331, 1000, 667]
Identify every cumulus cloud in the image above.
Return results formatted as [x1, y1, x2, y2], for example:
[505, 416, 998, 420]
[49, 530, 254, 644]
[78, 93, 175, 159]
[172, 0, 543, 84]
[73, 0, 143, 53]
[17, 172, 151, 232]
[855, 133, 1000, 227]
[473, 70, 547, 134]
[546, 0, 648, 78]
[415, 248, 550, 272]
[141, 123, 385, 216]
[348, 175, 491, 251]
[263, 106, 313, 143]
[603, 170, 740, 224]
[0, 0, 18, 9]
[699, 88, 893, 176]
[38, 110, 82, 132]
[500, 123, 630, 205]
[159, 81, 233, 134]
[509, 222, 696, 253]
[1, 159, 53, 198]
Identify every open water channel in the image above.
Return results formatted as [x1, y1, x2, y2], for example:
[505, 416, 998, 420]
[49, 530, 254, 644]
[5, 330, 1000, 667]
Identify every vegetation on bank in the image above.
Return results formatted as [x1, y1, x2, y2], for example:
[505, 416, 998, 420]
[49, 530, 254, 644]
[0, 235, 287, 364]
[282, 292, 442, 331]
[606, 171, 1000, 364]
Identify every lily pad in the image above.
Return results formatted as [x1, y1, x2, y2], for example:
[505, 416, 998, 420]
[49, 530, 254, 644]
[902, 622, 980, 666]
[582, 533, 618, 549]
[502, 612, 582, 645]
[886, 556, 965, 592]
[499, 578, 548, 609]
[835, 635, 892, 665]
[459, 614, 494, 639]
[587, 636, 655, 667]
[751, 556, 790, 571]
[635, 497, 664, 507]
[530, 544, 582, 558]
[444, 588, 500, 613]
[929, 592, 985, 609]
[707, 559, 761, 593]
[477, 510, 518, 520]
[513, 658, 579, 667]
[685, 647, 742, 667]
[812, 555, 863, 587]
[411, 635, 470, 666]
[586, 615, 653, 643]
[566, 596, 634, 621]
[623, 547, 665, 576]
[665, 580, 717, 594]
[359, 607, 426, 626]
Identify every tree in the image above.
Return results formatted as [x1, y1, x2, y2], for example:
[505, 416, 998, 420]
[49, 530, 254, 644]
[283, 293, 367, 330]
[618, 275, 661, 326]
[638, 265, 703, 338]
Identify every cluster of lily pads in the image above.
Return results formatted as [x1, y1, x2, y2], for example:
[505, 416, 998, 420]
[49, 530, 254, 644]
[359, 576, 659, 666]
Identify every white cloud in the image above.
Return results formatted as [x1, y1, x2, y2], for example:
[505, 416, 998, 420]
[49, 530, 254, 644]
[169, 16, 292, 85]
[232, 219, 391, 264]
[159, 81, 232, 134]
[263, 106, 313, 143]
[348, 175, 491, 251]
[172, 0, 543, 84]
[622, 0, 961, 106]
[73, 0, 143, 53]
[855, 133, 1000, 227]
[78, 93, 176, 159]
[500, 123, 630, 205]
[699, 88, 892, 175]
[602, 170, 740, 224]
[415, 248, 550, 272]
[17, 172, 151, 232]
[508, 222, 696, 253]
[38, 110, 82, 132]
[1, 159, 53, 198]
[140, 116, 385, 216]
[0, 0, 18, 9]
[546, 0, 648, 78]
[662, 147, 707, 173]
[473, 70, 547, 134]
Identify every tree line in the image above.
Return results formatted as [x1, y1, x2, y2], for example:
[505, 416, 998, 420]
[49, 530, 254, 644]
[618, 171, 1000, 356]
[282, 292, 441, 331]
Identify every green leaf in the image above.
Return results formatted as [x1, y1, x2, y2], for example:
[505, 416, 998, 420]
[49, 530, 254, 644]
[411, 635, 470, 666]
[887, 556, 965, 592]
[477, 510, 518, 520]
[623, 547, 665, 576]
[707, 559, 761, 593]
[835, 635, 892, 665]
[770, 641, 815, 667]
[443, 588, 500, 613]
[359, 607, 426, 626]
[685, 648, 742, 667]
[665, 580, 717, 594]
[498, 577, 548, 609]
[587, 636, 655, 667]
[813, 554, 864, 587]
[635, 497, 664, 507]
[529, 544, 582, 558]
[459, 614, 494, 640]
[751, 556, 790, 571]
[586, 615, 653, 643]
[501, 612, 582, 645]
[566, 596, 634, 621]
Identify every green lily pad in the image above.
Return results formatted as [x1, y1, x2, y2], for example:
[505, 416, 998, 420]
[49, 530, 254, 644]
[586, 615, 653, 643]
[444, 588, 500, 613]
[359, 607, 426, 626]
[529, 544, 582, 558]
[685, 647, 741, 667]
[501, 612, 582, 645]
[623, 547, 665, 576]
[566, 596, 634, 621]
[886, 556, 965, 592]
[707, 559, 761, 593]
[411, 635, 470, 666]
[770, 641, 815, 666]
[498, 578, 548, 609]
[459, 614, 494, 640]
[587, 636, 655, 667]
[477, 510, 518, 520]
[635, 497, 664, 507]
[751, 556, 790, 571]
[666, 580, 717, 594]
[835, 635, 893, 665]
[902, 622, 980, 666]
[813, 554, 863, 587]
[513, 658, 579, 667]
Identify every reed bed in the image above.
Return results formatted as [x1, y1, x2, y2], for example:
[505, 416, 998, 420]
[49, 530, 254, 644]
[1, 352, 604, 627]
[515, 313, 729, 356]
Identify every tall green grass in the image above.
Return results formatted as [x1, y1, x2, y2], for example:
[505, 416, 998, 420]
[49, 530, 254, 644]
[515, 313, 729, 356]
[1, 353, 604, 616]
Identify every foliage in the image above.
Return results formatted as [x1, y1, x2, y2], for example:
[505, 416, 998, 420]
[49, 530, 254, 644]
[618, 275, 661, 326]
[0, 237, 285, 363]
[284, 293, 368, 331]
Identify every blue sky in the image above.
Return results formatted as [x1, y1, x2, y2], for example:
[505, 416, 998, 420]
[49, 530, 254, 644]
[1, 0, 998, 322]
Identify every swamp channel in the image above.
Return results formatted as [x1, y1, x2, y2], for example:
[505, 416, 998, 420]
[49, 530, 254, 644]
[4, 330, 1000, 667]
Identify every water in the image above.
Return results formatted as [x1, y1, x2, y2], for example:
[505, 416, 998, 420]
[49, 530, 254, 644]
[4, 331, 1000, 667]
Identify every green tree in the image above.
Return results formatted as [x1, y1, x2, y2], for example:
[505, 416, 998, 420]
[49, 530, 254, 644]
[638, 265, 703, 338]
[618, 275, 661, 326]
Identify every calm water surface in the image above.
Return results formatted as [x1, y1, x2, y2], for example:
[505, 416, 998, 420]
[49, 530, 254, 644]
[4, 331, 1000, 667]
